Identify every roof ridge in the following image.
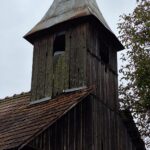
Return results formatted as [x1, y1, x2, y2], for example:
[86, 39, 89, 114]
[0, 91, 31, 102]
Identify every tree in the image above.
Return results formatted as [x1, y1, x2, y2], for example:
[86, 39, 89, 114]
[118, 0, 150, 148]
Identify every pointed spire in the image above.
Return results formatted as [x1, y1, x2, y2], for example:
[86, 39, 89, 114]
[24, 0, 112, 38]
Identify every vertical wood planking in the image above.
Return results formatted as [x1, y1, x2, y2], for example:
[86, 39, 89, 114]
[29, 98, 139, 150]
[45, 35, 53, 98]
[53, 53, 68, 96]
[31, 42, 39, 101]
[31, 36, 53, 100]
[28, 20, 140, 150]
[69, 23, 87, 88]
[35, 38, 45, 100]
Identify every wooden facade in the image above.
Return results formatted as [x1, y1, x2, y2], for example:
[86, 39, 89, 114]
[25, 17, 145, 150]
[30, 17, 119, 106]
[28, 96, 144, 150]
[0, 88, 145, 150]
[0, 0, 146, 149]
[20, 0, 145, 149]
[30, 19, 87, 100]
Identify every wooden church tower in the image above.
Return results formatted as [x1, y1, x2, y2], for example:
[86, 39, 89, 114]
[24, 0, 139, 149]
[25, 0, 123, 103]
[0, 0, 146, 149]
[0, 0, 145, 150]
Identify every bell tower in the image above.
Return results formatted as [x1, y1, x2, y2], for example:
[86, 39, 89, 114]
[24, 0, 124, 107]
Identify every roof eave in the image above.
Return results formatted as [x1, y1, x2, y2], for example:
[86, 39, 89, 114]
[24, 15, 124, 52]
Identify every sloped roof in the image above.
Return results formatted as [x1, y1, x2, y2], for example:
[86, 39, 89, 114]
[24, 0, 124, 50]
[0, 87, 93, 150]
[25, 0, 111, 38]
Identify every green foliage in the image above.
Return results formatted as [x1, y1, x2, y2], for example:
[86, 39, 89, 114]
[118, 0, 150, 148]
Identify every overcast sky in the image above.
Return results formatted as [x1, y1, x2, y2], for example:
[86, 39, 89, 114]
[0, 0, 136, 99]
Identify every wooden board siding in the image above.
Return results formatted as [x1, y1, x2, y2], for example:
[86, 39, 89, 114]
[68, 23, 87, 88]
[0, 86, 144, 150]
[45, 35, 53, 98]
[53, 53, 69, 96]
[86, 22, 118, 111]
[117, 115, 132, 150]
[31, 22, 87, 100]
[36, 38, 47, 100]
[31, 32, 69, 100]
[27, 19, 145, 150]
[0, 87, 93, 150]
[31, 42, 39, 101]
[29, 96, 93, 150]
[31, 35, 54, 101]
[53, 22, 87, 95]
[28, 96, 140, 150]
[31, 20, 118, 102]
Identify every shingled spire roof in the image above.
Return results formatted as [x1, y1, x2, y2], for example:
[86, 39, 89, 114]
[25, 0, 111, 38]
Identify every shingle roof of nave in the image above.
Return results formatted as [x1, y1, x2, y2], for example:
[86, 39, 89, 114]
[0, 87, 93, 150]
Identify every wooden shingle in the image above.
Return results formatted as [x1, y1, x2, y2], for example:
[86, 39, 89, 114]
[0, 87, 93, 150]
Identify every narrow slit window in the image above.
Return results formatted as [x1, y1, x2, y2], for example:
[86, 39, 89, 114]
[53, 34, 65, 56]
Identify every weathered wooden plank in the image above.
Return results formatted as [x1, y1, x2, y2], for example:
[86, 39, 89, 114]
[28, 98, 141, 150]
[45, 35, 53, 98]
[75, 102, 82, 150]
[31, 37, 49, 101]
[36, 38, 46, 100]
[27, 16, 142, 150]
[31, 41, 40, 101]
[69, 23, 87, 88]
[53, 52, 68, 96]
[85, 97, 93, 150]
